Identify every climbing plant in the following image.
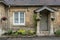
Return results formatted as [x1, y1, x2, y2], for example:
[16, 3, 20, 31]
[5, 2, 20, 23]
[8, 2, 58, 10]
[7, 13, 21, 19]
[33, 14, 37, 33]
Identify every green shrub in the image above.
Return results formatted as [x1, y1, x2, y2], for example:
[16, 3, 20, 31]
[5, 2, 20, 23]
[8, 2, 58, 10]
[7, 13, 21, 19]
[33, 14, 37, 34]
[14, 32, 19, 36]
[11, 31, 19, 36]
[3, 32, 8, 35]
[54, 30, 60, 35]
[3, 30, 13, 35]
[7, 30, 13, 35]
[28, 30, 35, 35]
[17, 29, 27, 35]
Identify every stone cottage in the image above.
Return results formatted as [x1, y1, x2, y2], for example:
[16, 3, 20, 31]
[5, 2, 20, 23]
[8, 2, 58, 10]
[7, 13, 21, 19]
[0, 0, 60, 36]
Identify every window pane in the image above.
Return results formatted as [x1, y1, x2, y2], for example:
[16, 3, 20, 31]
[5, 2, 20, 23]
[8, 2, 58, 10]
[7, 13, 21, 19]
[14, 12, 19, 23]
[20, 18, 24, 23]
[20, 12, 24, 23]
[20, 12, 24, 18]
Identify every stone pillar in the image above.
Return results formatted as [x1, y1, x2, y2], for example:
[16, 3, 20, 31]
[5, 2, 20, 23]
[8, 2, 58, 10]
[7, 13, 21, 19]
[36, 12, 40, 36]
[50, 12, 55, 35]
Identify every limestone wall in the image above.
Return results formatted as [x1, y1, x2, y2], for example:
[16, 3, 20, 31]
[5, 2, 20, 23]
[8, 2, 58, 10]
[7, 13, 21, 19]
[0, 5, 60, 31]
[8, 6, 60, 31]
[8, 7, 38, 30]
[0, 3, 6, 29]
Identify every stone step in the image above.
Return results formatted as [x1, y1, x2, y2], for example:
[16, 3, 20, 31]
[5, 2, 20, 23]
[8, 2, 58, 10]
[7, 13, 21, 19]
[40, 31, 50, 36]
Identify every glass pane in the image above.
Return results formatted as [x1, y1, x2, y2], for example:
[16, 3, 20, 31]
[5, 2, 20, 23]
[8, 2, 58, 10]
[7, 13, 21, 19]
[20, 18, 24, 23]
[20, 12, 24, 18]
[20, 12, 24, 23]
[14, 12, 19, 23]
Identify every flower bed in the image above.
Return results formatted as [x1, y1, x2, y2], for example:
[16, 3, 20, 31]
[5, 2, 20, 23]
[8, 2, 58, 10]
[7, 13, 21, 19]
[2, 29, 36, 37]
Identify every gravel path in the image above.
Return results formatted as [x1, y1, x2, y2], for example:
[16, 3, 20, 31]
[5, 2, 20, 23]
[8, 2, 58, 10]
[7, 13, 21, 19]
[0, 37, 60, 40]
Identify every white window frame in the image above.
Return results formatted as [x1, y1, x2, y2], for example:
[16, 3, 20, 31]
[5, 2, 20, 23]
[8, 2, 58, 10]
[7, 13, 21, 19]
[13, 12, 25, 25]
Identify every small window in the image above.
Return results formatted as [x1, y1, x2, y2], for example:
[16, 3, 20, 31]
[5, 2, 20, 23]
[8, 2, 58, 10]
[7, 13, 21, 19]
[13, 12, 25, 25]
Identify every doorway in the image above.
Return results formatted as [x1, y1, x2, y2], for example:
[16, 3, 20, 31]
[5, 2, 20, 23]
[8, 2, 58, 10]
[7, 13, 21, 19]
[40, 9, 50, 31]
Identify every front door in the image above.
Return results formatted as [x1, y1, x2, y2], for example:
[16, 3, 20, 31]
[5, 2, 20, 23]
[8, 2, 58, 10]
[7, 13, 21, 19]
[40, 12, 48, 31]
[40, 10, 50, 35]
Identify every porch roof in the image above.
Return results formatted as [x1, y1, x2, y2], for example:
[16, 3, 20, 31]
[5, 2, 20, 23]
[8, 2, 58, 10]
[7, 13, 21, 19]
[35, 6, 56, 13]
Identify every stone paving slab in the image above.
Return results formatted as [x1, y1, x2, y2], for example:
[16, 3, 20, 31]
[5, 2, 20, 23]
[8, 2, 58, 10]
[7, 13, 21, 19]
[0, 37, 60, 40]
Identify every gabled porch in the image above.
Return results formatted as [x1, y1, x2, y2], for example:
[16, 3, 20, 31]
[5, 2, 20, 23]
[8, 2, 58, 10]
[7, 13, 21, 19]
[35, 6, 56, 36]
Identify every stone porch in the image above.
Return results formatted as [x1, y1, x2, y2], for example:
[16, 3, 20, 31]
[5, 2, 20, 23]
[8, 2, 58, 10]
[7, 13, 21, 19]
[35, 6, 56, 36]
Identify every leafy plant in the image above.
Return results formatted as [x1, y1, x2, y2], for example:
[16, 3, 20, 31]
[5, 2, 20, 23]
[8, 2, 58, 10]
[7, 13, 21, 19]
[3, 30, 13, 35]
[11, 31, 19, 36]
[17, 29, 27, 35]
[28, 30, 35, 35]
[14, 32, 19, 36]
[7, 30, 13, 35]
[3, 32, 8, 35]
[33, 14, 37, 27]
[54, 30, 60, 36]
[33, 14, 37, 34]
